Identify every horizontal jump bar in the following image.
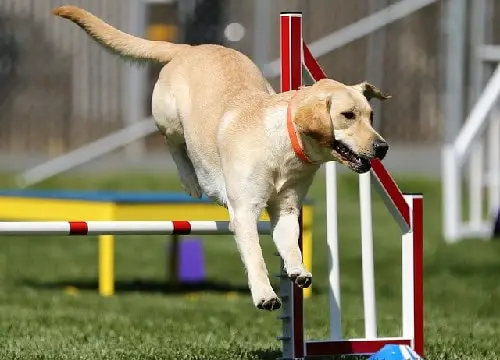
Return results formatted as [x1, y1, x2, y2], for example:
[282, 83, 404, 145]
[0, 221, 272, 236]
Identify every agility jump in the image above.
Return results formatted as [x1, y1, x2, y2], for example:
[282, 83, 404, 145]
[0, 11, 423, 360]
[277, 12, 423, 359]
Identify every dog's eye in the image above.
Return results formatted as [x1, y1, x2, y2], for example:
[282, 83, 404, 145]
[342, 111, 355, 119]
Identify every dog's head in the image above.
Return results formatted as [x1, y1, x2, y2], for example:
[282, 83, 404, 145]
[293, 79, 390, 173]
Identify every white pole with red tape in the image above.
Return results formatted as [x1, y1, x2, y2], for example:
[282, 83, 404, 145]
[280, 11, 424, 360]
[0, 221, 271, 236]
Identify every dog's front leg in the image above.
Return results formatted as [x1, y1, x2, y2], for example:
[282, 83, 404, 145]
[229, 202, 281, 311]
[267, 201, 312, 288]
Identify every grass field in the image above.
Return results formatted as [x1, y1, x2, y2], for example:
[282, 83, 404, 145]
[1, 170, 500, 359]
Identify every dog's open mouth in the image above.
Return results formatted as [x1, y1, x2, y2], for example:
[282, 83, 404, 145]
[332, 140, 371, 173]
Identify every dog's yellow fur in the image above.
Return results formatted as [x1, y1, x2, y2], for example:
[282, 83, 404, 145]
[53, 6, 390, 311]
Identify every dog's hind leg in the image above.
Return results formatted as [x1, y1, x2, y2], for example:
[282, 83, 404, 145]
[166, 141, 203, 199]
[152, 84, 203, 199]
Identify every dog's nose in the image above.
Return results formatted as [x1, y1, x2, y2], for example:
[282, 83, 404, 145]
[373, 140, 389, 160]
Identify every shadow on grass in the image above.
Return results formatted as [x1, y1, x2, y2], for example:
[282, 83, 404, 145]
[21, 278, 253, 295]
[247, 349, 282, 360]
[21, 277, 325, 296]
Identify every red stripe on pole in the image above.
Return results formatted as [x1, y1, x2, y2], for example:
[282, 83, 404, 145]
[303, 43, 327, 80]
[69, 221, 88, 235]
[280, 15, 290, 92]
[290, 14, 305, 360]
[281, 12, 305, 359]
[412, 196, 424, 356]
[306, 338, 412, 357]
[371, 159, 410, 226]
[290, 16, 302, 90]
[172, 221, 191, 235]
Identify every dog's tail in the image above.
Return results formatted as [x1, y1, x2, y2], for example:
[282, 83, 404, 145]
[52, 6, 189, 63]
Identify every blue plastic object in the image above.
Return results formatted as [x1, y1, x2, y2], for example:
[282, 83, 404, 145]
[177, 238, 206, 283]
[368, 345, 422, 360]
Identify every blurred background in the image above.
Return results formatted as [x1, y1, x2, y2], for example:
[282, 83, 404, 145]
[2, 0, 499, 241]
[1, 1, 500, 359]
[0, 0, 487, 174]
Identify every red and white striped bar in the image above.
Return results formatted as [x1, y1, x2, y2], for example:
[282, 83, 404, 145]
[0, 221, 271, 236]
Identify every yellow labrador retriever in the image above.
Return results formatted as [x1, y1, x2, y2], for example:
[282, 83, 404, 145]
[53, 6, 390, 311]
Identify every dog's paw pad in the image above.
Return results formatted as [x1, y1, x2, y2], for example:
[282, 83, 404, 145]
[256, 296, 282, 311]
[288, 270, 312, 289]
[253, 287, 281, 311]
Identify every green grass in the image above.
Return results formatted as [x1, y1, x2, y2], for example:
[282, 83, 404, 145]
[1, 171, 500, 359]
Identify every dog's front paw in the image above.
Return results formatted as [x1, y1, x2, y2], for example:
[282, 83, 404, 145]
[288, 268, 312, 289]
[252, 286, 281, 311]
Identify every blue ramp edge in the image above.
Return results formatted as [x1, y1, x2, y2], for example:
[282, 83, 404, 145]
[368, 345, 422, 360]
[0, 189, 314, 205]
[0, 189, 211, 204]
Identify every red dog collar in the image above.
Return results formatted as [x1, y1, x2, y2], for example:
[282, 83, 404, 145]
[286, 91, 313, 164]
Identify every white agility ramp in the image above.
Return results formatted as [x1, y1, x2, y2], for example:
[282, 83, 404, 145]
[442, 64, 500, 242]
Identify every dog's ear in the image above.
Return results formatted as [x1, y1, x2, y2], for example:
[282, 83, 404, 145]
[294, 97, 333, 147]
[353, 81, 391, 101]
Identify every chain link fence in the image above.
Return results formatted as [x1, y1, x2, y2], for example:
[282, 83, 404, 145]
[0, 0, 495, 161]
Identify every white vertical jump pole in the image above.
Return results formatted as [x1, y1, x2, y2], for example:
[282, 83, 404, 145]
[326, 162, 342, 340]
[469, 145, 484, 229]
[442, 146, 461, 242]
[405, 194, 424, 356]
[359, 173, 377, 338]
[467, 0, 488, 232]
[402, 195, 415, 343]
[488, 107, 500, 215]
